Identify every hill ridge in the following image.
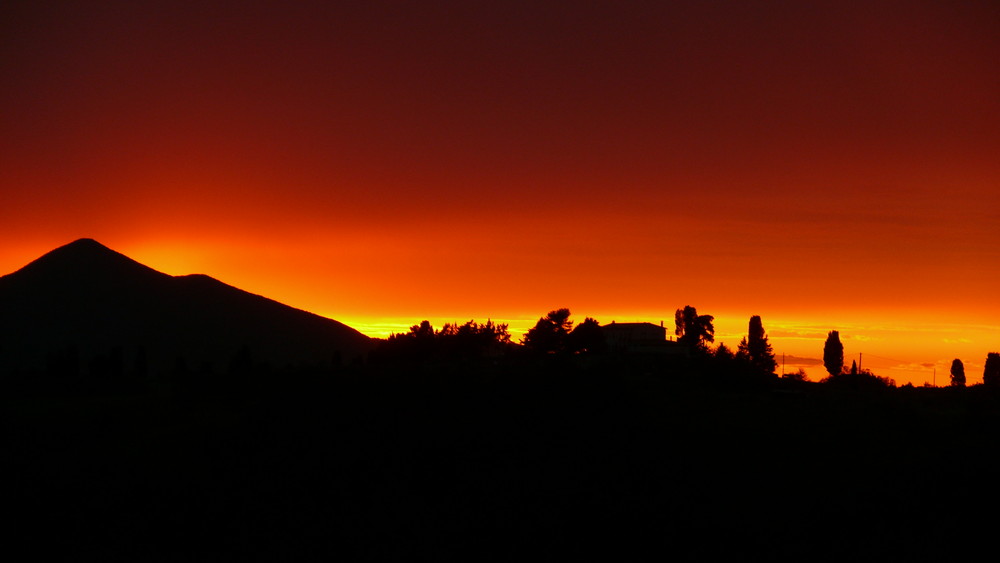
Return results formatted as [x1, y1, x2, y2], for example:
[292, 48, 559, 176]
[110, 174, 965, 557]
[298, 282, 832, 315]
[0, 239, 372, 376]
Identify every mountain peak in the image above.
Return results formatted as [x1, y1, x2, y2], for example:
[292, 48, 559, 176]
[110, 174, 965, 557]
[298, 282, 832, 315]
[65, 237, 110, 250]
[0, 238, 373, 376]
[4, 238, 167, 284]
[51, 238, 122, 261]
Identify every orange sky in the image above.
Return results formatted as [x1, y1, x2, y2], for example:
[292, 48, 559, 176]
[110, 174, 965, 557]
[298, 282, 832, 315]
[2, 1, 998, 385]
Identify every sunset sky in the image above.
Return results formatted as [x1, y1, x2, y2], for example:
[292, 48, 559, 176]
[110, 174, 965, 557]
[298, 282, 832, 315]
[2, 1, 997, 385]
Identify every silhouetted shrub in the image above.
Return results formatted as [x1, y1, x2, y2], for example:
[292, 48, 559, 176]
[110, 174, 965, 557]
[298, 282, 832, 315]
[820, 369, 895, 389]
[783, 368, 809, 382]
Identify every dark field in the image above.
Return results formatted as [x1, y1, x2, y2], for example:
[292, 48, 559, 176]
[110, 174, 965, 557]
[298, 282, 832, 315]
[4, 368, 999, 561]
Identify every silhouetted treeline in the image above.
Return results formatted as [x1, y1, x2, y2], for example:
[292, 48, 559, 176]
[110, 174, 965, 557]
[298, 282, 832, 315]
[820, 369, 896, 390]
[5, 303, 1000, 560]
[522, 309, 608, 355]
[4, 303, 999, 398]
[370, 319, 515, 366]
[368, 307, 782, 387]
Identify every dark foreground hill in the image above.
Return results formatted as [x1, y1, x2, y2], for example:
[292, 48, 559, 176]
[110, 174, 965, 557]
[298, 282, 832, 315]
[3, 368, 1000, 561]
[0, 238, 371, 379]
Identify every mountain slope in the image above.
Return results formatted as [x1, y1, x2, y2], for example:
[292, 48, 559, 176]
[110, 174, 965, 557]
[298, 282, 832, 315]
[0, 239, 372, 376]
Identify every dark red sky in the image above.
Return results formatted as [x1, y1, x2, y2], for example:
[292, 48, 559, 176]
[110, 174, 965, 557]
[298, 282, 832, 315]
[2, 1, 998, 382]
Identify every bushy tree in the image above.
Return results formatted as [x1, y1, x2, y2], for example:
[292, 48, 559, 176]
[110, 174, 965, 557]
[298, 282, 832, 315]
[380, 320, 439, 361]
[714, 342, 735, 361]
[567, 317, 606, 354]
[473, 319, 512, 346]
[984, 353, 1000, 387]
[411, 320, 435, 340]
[823, 331, 844, 376]
[950, 359, 966, 387]
[442, 319, 512, 358]
[784, 368, 808, 382]
[821, 368, 895, 389]
[737, 315, 777, 374]
[674, 306, 715, 352]
[523, 308, 573, 354]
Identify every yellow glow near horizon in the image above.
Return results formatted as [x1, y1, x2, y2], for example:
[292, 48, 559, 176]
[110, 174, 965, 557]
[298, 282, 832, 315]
[0, 238, 995, 388]
[334, 311, 998, 387]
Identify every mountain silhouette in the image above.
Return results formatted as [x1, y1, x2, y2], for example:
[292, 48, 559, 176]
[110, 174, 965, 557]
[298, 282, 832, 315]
[0, 239, 372, 378]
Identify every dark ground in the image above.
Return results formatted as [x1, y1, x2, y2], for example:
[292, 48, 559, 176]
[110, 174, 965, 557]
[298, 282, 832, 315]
[3, 366, 999, 561]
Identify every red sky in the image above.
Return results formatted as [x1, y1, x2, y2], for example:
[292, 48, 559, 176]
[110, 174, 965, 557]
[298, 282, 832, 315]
[2, 1, 998, 384]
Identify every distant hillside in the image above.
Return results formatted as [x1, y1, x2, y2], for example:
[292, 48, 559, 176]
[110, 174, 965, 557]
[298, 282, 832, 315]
[0, 238, 372, 377]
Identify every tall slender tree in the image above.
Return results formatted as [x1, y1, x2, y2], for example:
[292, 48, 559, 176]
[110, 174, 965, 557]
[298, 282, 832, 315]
[674, 305, 715, 352]
[823, 331, 844, 377]
[984, 353, 1000, 387]
[737, 315, 777, 374]
[950, 359, 966, 387]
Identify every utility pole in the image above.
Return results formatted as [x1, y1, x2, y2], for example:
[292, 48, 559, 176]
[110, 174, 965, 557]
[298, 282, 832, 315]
[782, 353, 785, 376]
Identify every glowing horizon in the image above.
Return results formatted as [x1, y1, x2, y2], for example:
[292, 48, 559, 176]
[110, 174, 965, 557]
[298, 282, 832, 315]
[5, 236, 996, 387]
[335, 313, 999, 386]
[2, 3, 996, 386]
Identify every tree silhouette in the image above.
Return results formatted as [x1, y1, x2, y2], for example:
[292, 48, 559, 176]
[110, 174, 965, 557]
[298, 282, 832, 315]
[447, 319, 511, 358]
[950, 359, 966, 387]
[377, 319, 512, 363]
[674, 306, 714, 352]
[984, 353, 1000, 387]
[567, 317, 606, 354]
[784, 368, 808, 382]
[714, 342, 735, 361]
[474, 319, 512, 346]
[737, 315, 777, 374]
[823, 331, 844, 376]
[821, 366, 895, 388]
[411, 320, 435, 340]
[523, 308, 573, 354]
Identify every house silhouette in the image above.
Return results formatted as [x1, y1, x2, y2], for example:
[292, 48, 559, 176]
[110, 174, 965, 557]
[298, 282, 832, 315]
[602, 321, 685, 355]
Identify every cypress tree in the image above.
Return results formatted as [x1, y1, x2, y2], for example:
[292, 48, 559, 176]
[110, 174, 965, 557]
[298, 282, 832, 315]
[823, 331, 844, 377]
[984, 353, 1000, 386]
[737, 315, 776, 374]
